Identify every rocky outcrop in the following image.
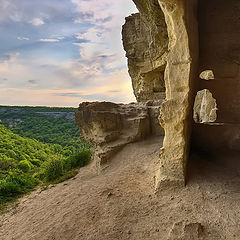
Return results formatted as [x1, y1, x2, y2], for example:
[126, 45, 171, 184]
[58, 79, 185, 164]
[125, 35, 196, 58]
[123, 0, 199, 187]
[76, 0, 240, 189]
[75, 101, 163, 170]
[122, 0, 168, 102]
[75, 2, 168, 174]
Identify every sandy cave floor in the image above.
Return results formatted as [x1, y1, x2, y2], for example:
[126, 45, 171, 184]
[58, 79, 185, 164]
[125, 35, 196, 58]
[0, 137, 240, 240]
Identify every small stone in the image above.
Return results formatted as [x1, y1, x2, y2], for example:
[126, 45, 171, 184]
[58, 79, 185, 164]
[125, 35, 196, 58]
[47, 184, 55, 189]
[199, 70, 215, 80]
[107, 192, 113, 197]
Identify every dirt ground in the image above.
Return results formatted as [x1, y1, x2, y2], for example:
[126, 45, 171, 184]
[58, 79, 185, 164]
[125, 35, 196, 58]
[0, 137, 240, 240]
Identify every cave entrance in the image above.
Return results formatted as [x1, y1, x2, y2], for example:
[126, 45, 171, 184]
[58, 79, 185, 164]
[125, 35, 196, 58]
[190, 0, 240, 180]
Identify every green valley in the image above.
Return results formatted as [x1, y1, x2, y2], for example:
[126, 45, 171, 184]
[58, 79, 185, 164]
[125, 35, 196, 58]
[0, 106, 91, 211]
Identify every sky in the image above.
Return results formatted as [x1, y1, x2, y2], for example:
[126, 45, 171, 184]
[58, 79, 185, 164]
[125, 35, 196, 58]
[0, 0, 137, 107]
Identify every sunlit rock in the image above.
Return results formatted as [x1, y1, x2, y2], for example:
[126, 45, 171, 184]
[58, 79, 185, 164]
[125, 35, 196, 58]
[193, 89, 217, 123]
[75, 101, 164, 171]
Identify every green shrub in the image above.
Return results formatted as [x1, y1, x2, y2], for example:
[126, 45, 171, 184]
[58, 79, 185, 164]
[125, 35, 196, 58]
[30, 158, 42, 167]
[0, 120, 92, 210]
[64, 149, 91, 170]
[0, 156, 16, 170]
[42, 155, 64, 181]
[18, 160, 31, 172]
[0, 172, 37, 198]
[32, 169, 46, 180]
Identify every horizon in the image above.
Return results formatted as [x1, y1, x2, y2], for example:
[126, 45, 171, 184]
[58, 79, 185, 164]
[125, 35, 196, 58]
[0, 0, 137, 107]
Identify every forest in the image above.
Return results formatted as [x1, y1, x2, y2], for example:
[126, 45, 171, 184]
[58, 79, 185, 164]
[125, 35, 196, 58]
[0, 106, 91, 211]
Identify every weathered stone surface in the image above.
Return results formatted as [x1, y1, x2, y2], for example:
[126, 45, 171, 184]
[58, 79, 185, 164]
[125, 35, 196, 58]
[75, 101, 163, 170]
[122, 0, 168, 102]
[193, 89, 217, 123]
[76, 0, 240, 187]
[168, 221, 204, 240]
[154, 0, 199, 188]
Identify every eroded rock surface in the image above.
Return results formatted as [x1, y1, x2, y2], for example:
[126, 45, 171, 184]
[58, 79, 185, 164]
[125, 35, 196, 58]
[76, 0, 240, 188]
[155, 0, 199, 187]
[168, 222, 204, 240]
[122, 0, 168, 102]
[75, 101, 163, 170]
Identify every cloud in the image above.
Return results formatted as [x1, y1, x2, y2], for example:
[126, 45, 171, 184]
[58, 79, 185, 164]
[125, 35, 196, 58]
[75, 27, 103, 43]
[26, 79, 39, 88]
[29, 17, 45, 26]
[0, 0, 138, 106]
[28, 80, 37, 84]
[17, 37, 30, 41]
[71, 0, 138, 74]
[0, 83, 134, 107]
[71, 0, 113, 24]
[72, 0, 137, 28]
[5, 52, 20, 62]
[39, 38, 60, 42]
[0, 0, 22, 23]
[0, 88, 85, 107]
[0, 52, 20, 72]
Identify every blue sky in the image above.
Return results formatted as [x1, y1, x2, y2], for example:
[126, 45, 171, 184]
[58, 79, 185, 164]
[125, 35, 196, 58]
[0, 0, 137, 106]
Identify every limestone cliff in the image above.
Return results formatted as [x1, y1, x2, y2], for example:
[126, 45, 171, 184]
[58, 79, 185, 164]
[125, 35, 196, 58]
[76, 0, 240, 190]
[122, 0, 168, 101]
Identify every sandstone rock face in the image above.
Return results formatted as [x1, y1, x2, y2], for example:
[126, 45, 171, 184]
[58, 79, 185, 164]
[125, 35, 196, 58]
[75, 101, 163, 170]
[122, 0, 168, 102]
[122, 0, 199, 188]
[193, 89, 217, 123]
[154, 0, 199, 187]
[76, 0, 240, 188]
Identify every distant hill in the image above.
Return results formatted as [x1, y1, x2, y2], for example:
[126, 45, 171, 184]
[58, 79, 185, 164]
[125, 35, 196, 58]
[0, 106, 91, 210]
[0, 106, 83, 147]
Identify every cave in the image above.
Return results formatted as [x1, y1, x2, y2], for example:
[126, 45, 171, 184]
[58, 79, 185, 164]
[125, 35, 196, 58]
[75, 0, 240, 189]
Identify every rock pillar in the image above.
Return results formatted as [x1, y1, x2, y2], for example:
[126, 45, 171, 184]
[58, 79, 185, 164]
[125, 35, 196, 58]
[155, 0, 199, 188]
